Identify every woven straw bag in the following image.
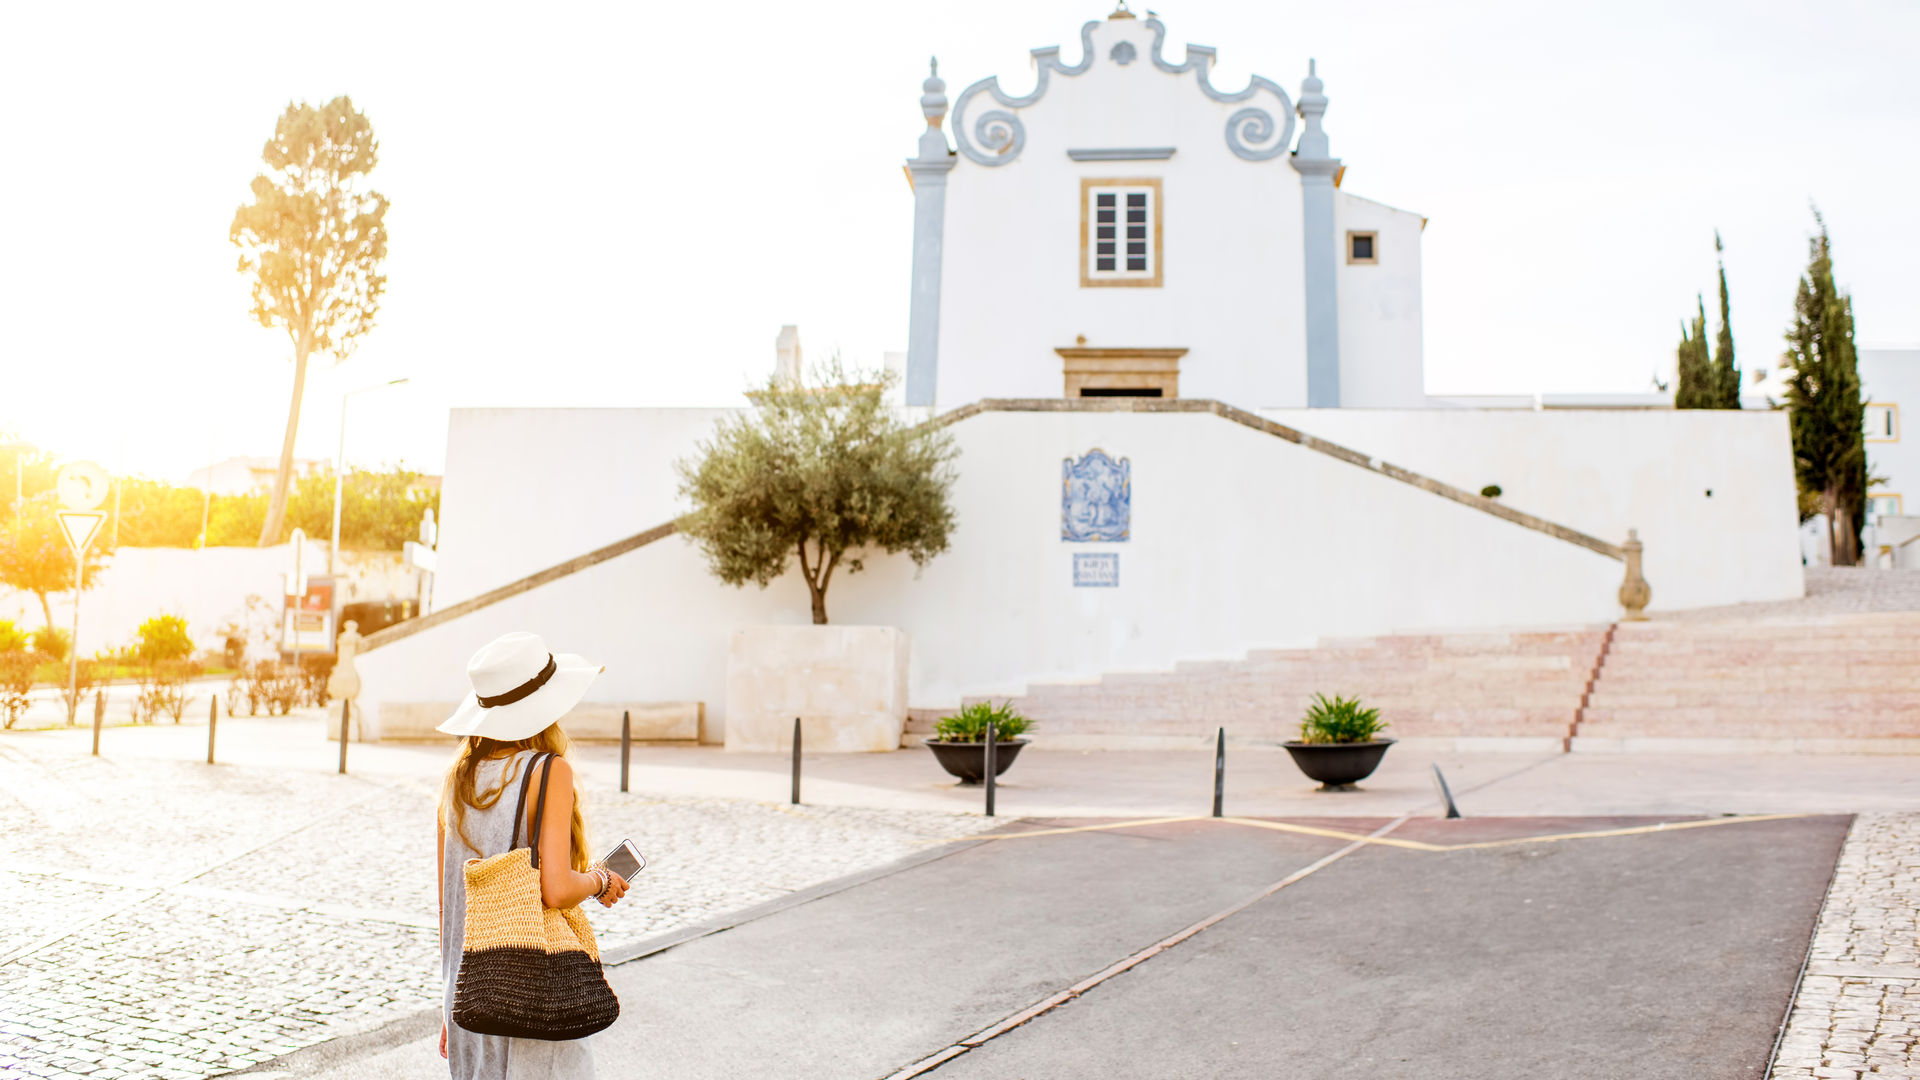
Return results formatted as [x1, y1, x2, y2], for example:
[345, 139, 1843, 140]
[451, 752, 620, 1040]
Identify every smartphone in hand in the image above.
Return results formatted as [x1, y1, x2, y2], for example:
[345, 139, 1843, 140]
[600, 839, 645, 881]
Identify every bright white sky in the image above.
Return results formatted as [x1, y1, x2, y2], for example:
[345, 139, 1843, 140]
[2, 0, 1915, 482]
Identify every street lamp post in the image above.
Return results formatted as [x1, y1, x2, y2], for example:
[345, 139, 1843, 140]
[330, 378, 409, 575]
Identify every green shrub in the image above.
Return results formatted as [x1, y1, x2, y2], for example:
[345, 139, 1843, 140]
[31, 627, 69, 662]
[1297, 693, 1388, 744]
[134, 615, 195, 665]
[0, 620, 27, 654]
[0, 651, 33, 728]
[934, 700, 1032, 743]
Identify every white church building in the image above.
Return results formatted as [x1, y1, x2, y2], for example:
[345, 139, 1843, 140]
[903, 9, 1423, 410]
[351, 10, 1804, 749]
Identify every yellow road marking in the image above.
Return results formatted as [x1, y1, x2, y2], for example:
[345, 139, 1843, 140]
[945, 812, 1817, 853]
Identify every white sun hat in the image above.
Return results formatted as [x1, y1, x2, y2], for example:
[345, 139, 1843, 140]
[436, 632, 602, 742]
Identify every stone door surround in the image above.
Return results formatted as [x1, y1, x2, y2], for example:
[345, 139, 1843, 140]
[1056, 346, 1188, 398]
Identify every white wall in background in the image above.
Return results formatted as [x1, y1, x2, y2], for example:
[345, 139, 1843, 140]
[0, 542, 408, 656]
[359, 409, 1632, 742]
[431, 407, 738, 606]
[1259, 407, 1804, 611]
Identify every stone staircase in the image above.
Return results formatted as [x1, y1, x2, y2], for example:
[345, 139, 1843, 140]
[1572, 612, 1920, 750]
[914, 628, 1609, 749]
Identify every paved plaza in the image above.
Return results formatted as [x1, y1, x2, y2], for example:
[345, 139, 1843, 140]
[0, 712, 1915, 1079]
[0, 721, 997, 1080]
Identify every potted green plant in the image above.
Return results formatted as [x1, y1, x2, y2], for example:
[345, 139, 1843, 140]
[1283, 693, 1394, 791]
[924, 701, 1032, 785]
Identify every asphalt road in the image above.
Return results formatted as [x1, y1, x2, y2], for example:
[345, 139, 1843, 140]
[262, 813, 1849, 1080]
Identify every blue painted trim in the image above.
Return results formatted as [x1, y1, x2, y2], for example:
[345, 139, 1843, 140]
[907, 59, 957, 408]
[1144, 17, 1295, 159]
[1067, 147, 1176, 161]
[905, 159, 955, 407]
[1290, 61, 1342, 406]
[951, 18, 1294, 166]
[952, 21, 1098, 167]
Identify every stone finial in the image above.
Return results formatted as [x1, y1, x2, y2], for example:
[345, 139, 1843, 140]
[1618, 528, 1652, 621]
[1110, 0, 1137, 18]
[920, 57, 947, 128]
[1295, 58, 1331, 161]
[775, 325, 802, 387]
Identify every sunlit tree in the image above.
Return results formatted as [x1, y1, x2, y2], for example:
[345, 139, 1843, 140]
[0, 494, 113, 634]
[231, 96, 390, 547]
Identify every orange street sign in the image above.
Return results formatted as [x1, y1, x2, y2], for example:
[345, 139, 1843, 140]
[56, 510, 107, 556]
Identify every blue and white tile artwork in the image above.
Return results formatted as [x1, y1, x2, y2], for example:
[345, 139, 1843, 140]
[1062, 449, 1130, 542]
[1073, 552, 1119, 587]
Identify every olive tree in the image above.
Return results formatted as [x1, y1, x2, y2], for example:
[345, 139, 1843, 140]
[676, 365, 957, 624]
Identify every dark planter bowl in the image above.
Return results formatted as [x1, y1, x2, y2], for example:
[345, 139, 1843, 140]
[925, 738, 1029, 785]
[1282, 738, 1396, 790]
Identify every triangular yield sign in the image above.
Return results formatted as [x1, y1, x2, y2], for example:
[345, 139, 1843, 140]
[56, 510, 107, 556]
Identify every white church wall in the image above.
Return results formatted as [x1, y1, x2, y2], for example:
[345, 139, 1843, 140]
[0, 540, 409, 657]
[934, 17, 1310, 411]
[1859, 349, 1920, 520]
[358, 408, 1627, 742]
[1334, 192, 1427, 407]
[1259, 408, 1804, 610]
[432, 407, 739, 606]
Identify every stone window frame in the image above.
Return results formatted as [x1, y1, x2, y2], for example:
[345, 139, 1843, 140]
[1865, 402, 1899, 442]
[1080, 177, 1164, 288]
[1055, 347, 1187, 398]
[1347, 230, 1378, 265]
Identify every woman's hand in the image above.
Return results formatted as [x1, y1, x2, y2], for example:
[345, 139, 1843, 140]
[439, 1021, 448, 1059]
[593, 869, 629, 908]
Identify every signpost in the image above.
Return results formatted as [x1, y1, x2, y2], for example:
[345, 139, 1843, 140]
[54, 462, 109, 726]
[285, 528, 308, 673]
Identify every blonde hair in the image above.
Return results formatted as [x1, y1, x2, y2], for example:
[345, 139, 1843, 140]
[439, 722, 590, 873]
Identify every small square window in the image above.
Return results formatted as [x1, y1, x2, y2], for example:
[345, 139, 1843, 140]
[1347, 230, 1377, 265]
[1082, 178, 1162, 287]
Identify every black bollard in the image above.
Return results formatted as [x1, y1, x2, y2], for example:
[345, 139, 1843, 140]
[338, 699, 350, 775]
[207, 696, 218, 765]
[790, 717, 802, 805]
[984, 721, 997, 818]
[1431, 764, 1462, 819]
[620, 710, 631, 794]
[1212, 726, 1225, 818]
[91, 689, 104, 756]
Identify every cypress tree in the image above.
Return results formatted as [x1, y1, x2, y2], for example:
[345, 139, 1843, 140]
[1674, 295, 1714, 409]
[1783, 209, 1865, 566]
[1711, 231, 1742, 408]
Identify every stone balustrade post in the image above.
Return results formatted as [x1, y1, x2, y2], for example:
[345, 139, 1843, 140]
[1618, 529, 1651, 621]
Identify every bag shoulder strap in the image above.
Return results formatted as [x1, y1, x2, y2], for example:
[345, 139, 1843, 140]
[507, 751, 555, 861]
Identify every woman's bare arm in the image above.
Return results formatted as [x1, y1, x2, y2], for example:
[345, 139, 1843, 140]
[533, 757, 627, 909]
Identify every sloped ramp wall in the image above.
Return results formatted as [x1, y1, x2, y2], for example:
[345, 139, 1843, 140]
[357, 406, 1626, 743]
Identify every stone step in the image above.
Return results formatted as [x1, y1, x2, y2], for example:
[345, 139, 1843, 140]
[1578, 718, 1920, 738]
[1581, 705, 1920, 728]
[1589, 691, 1920, 708]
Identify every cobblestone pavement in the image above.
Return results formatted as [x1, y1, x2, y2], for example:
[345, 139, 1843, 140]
[1658, 567, 1920, 621]
[1771, 814, 1920, 1078]
[0, 743, 995, 1080]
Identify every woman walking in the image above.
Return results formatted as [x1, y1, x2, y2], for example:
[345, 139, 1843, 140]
[436, 632, 630, 1077]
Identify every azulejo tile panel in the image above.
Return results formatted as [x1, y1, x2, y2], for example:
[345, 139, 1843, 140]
[1063, 449, 1130, 542]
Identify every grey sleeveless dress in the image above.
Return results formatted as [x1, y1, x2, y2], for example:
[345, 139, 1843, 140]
[441, 751, 598, 1079]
